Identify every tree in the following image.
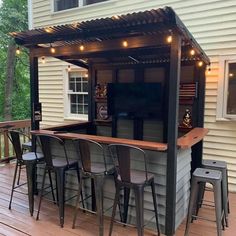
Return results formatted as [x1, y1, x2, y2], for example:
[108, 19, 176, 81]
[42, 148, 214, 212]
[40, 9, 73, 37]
[0, 0, 29, 121]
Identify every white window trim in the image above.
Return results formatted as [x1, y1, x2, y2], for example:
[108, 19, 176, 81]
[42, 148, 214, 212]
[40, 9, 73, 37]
[51, 0, 117, 14]
[63, 67, 88, 121]
[217, 55, 236, 121]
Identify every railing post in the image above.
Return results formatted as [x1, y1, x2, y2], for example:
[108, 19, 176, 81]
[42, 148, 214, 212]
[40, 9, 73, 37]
[0, 119, 31, 161]
[3, 131, 9, 158]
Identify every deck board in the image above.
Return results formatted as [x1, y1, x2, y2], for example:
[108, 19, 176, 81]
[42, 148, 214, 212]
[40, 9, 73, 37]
[0, 162, 235, 235]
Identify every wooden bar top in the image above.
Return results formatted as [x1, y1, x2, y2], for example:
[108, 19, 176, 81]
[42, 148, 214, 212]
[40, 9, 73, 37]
[31, 127, 208, 152]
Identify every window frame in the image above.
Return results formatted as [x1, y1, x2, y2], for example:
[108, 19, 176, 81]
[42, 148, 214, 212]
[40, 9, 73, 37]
[217, 56, 236, 120]
[63, 68, 89, 121]
[52, 0, 110, 13]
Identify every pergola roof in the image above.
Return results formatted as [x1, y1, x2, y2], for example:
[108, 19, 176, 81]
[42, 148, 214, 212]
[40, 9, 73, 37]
[11, 7, 210, 66]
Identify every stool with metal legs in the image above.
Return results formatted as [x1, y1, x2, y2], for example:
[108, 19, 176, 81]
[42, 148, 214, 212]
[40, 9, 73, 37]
[197, 160, 229, 227]
[7, 130, 54, 216]
[108, 144, 160, 236]
[185, 168, 224, 236]
[72, 138, 115, 236]
[36, 134, 83, 227]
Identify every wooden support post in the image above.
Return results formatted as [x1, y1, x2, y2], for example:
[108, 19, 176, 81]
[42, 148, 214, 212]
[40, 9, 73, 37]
[111, 69, 118, 137]
[29, 52, 39, 131]
[191, 64, 206, 172]
[165, 32, 181, 236]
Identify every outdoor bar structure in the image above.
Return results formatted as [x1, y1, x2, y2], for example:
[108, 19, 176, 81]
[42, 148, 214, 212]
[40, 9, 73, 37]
[12, 7, 210, 236]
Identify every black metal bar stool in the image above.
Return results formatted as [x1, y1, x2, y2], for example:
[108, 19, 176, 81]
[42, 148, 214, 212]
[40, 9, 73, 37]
[108, 144, 160, 236]
[197, 159, 229, 227]
[7, 130, 50, 216]
[36, 134, 83, 227]
[185, 168, 224, 236]
[72, 138, 115, 236]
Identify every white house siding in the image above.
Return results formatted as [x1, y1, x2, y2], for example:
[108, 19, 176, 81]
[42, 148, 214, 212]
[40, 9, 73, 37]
[31, 0, 236, 191]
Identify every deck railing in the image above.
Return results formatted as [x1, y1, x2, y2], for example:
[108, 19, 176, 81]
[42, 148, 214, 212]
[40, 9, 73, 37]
[0, 119, 31, 161]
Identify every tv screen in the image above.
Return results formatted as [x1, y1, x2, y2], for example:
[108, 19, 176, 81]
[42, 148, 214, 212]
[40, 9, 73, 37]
[107, 83, 163, 119]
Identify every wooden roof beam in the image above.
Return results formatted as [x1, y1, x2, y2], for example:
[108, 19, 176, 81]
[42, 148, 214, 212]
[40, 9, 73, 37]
[31, 34, 171, 58]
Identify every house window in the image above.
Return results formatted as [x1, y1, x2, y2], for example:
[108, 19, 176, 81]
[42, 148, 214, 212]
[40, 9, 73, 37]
[217, 58, 236, 119]
[54, 0, 78, 12]
[54, 0, 108, 12]
[67, 71, 88, 119]
[225, 61, 236, 116]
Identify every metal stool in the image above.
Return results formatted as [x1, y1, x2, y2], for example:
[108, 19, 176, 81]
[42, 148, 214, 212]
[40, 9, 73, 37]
[199, 159, 229, 227]
[185, 168, 224, 236]
[108, 144, 160, 236]
[72, 138, 116, 236]
[36, 134, 83, 227]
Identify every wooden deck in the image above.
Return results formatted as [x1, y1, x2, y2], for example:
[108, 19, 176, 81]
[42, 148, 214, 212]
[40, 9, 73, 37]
[0, 162, 235, 236]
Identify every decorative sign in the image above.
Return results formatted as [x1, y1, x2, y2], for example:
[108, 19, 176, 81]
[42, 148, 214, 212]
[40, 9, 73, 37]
[95, 83, 107, 98]
[97, 103, 109, 120]
[33, 103, 42, 122]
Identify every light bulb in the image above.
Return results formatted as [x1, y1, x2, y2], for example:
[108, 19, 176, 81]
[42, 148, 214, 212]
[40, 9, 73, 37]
[122, 40, 128, 47]
[50, 46, 55, 53]
[16, 47, 20, 55]
[79, 45, 85, 51]
[198, 61, 203, 67]
[166, 35, 172, 43]
[190, 49, 195, 56]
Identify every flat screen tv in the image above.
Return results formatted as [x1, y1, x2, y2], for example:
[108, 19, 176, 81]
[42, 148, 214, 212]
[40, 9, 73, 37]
[107, 83, 163, 119]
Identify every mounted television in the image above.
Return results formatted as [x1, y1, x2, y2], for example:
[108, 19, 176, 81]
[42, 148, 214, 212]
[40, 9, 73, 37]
[107, 83, 163, 119]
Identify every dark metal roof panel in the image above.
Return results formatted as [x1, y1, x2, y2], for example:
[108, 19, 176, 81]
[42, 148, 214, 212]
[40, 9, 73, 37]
[10, 7, 210, 64]
[11, 7, 174, 44]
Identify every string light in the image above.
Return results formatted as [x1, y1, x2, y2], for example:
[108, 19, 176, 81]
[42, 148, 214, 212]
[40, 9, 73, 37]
[68, 65, 71, 72]
[50, 44, 55, 53]
[72, 22, 79, 28]
[41, 57, 46, 64]
[198, 61, 203, 67]
[85, 73, 88, 78]
[207, 67, 211, 75]
[79, 45, 85, 51]
[229, 73, 234, 77]
[122, 40, 128, 47]
[166, 35, 172, 43]
[112, 15, 119, 20]
[16, 46, 20, 55]
[45, 27, 52, 33]
[190, 49, 195, 56]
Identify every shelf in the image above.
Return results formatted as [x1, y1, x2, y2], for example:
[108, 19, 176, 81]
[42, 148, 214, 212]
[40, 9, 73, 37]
[179, 98, 194, 105]
[95, 97, 107, 102]
[94, 119, 112, 126]
[178, 126, 193, 132]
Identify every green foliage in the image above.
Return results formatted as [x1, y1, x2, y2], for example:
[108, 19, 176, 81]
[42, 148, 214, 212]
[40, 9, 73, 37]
[0, 0, 29, 121]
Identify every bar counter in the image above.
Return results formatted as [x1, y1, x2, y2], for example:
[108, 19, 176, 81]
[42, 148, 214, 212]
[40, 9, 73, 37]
[31, 127, 208, 233]
[31, 127, 208, 151]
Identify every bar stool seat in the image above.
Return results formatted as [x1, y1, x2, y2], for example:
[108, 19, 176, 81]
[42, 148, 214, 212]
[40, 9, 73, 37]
[117, 170, 154, 184]
[90, 163, 114, 174]
[23, 152, 43, 161]
[185, 168, 224, 236]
